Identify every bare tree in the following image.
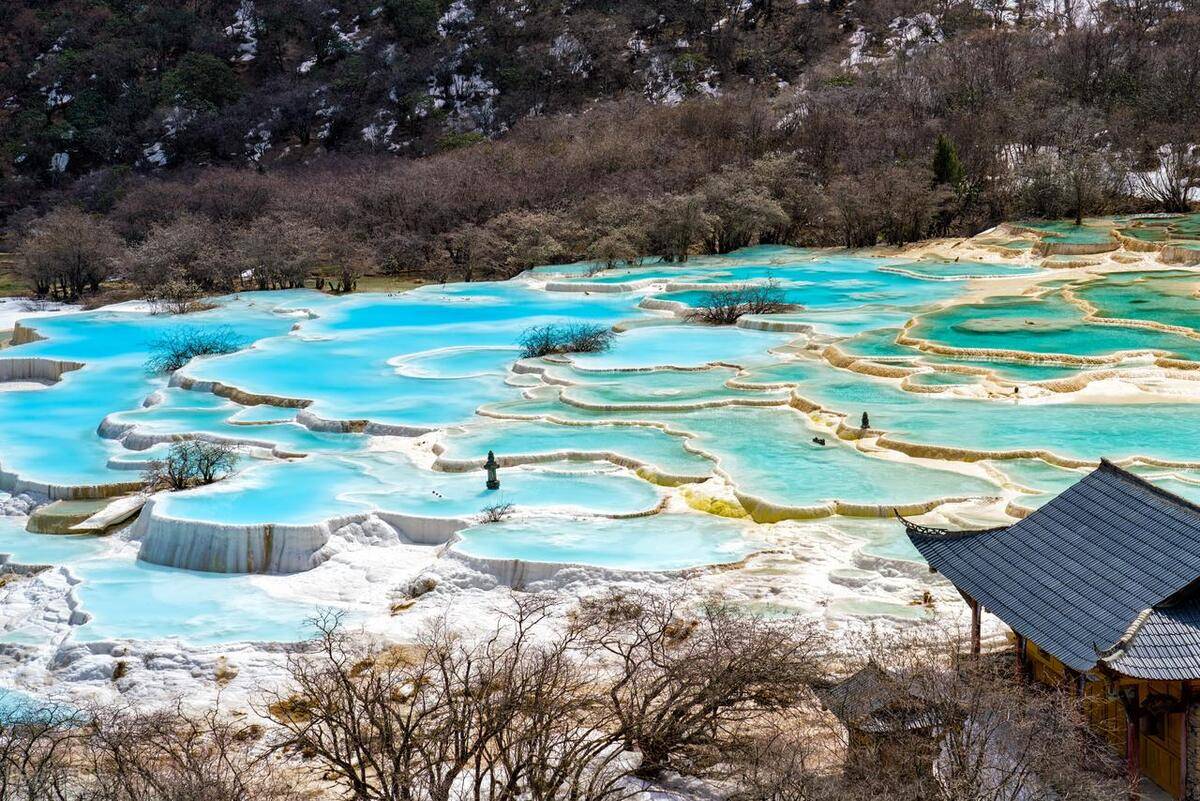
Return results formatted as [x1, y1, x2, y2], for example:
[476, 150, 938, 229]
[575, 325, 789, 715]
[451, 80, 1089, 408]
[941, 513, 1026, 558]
[571, 590, 825, 779]
[1127, 138, 1200, 213]
[701, 169, 789, 253]
[479, 502, 515, 523]
[485, 211, 570, 276]
[586, 229, 644, 273]
[444, 225, 505, 283]
[144, 440, 241, 491]
[0, 696, 81, 800]
[1053, 106, 1113, 226]
[646, 194, 714, 263]
[144, 326, 246, 373]
[518, 323, 615, 358]
[263, 602, 633, 801]
[18, 207, 123, 299]
[685, 280, 793, 325]
[78, 700, 302, 801]
[234, 215, 324, 290]
[797, 630, 1129, 801]
[124, 214, 236, 293]
[146, 278, 205, 315]
[724, 713, 832, 801]
[316, 232, 371, 294]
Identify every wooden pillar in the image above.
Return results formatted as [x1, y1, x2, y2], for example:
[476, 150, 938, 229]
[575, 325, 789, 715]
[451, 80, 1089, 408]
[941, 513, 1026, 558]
[969, 596, 982, 657]
[1014, 633, 1027, 683]
[1179, 685, 1188, 801]
[953, 588, 982, 658]
[1122, 686, 1141, 797]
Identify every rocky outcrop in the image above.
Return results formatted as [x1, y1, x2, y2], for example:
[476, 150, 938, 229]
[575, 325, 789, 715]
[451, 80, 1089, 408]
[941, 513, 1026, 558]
[25, 499, 113, 534]
[10, 322, 46, 346]
[375, 511, 470, 545]
[0, 357, 83, 384]
[1, 491, 43, 517]
[732, 488, 982, 523]
[1161, 244, 1200, 265]
[823, 343, 919, 379]
[445, 548, 724, 588]
[169, 372, 310, 408]
[736, 316, 813, 333]
[1111, 230, 1163, 253]
[132, 499, 351, 574]
[132, 500, 476, 574]
[295, 409, 434, 437]
[0, 461, 142, 501]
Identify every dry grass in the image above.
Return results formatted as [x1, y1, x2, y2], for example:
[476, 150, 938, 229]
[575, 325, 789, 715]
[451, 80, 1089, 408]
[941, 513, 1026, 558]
[0, 252, 27, 297]
[215, 656, 239, 687]
[348, 275, 429, 293]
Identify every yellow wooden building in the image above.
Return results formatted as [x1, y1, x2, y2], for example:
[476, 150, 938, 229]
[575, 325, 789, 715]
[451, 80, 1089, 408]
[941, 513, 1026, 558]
[905, 461, 1200, 799]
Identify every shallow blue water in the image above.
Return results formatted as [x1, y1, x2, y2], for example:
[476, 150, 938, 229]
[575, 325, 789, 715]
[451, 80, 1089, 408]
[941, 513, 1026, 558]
[155, 453, 663, 525]
[0, 517, 313, 644]
[455, 513, 756, 570]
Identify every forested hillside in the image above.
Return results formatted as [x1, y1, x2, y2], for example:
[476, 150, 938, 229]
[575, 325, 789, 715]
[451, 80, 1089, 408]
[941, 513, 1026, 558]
[3, 0, 1198, 297]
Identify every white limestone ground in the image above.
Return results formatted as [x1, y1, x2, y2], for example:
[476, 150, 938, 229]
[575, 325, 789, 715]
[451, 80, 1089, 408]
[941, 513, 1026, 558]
[0, 298, 75, 335]
[0, 464, 992, 716]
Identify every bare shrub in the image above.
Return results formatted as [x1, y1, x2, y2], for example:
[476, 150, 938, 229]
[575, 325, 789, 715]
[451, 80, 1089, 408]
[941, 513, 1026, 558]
[0, 696, 81, 799]
[571, 589, 825, 779]
[78, 700, 301, 801]
[518, 322, 615, 358]
[685, 280, 793, 325]
[724, 712, 832, 801]
[479, 501, 515, 523]
[264, 603, 635, 801]
[144, 325, 246, 373]
[144, 440, 241, 491]
[147, 278, 207, 315]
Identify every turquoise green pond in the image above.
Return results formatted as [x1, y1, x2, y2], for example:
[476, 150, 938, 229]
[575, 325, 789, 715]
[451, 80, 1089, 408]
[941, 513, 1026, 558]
[438, 420, 713, 478]
[1016, 219, 1116, 245]
[908, 289, 1200, 360]
[682, 407, 996, 509]
[455, 513, 757, 571]
[1074, 271, 1200, 331]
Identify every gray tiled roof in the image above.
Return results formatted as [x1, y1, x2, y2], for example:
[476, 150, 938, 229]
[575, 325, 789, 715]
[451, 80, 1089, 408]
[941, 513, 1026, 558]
[816, 663, 943, 732]
[1101, 600, 1200, 680]
[817, 663, 898, 724]
[906, 461, 1200, 674]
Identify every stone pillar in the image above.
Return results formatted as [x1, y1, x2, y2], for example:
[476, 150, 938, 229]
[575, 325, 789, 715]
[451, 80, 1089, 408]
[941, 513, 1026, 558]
[484, 450, 500, 491]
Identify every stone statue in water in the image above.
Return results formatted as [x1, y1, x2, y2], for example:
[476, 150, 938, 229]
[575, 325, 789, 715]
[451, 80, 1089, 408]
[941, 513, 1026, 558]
[485, 450, 500, 490]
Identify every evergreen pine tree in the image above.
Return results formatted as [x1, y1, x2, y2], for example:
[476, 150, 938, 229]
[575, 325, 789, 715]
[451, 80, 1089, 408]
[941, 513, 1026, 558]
[932, 134, 965, 187]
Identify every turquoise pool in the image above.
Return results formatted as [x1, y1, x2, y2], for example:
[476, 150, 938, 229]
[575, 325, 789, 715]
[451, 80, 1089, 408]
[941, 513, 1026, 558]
[1, 236, 1194, 652]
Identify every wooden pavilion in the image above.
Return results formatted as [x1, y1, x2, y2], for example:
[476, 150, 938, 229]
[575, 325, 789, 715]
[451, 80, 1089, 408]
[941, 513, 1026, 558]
[816, 662, 950, 785]
[903, 460, 1200, 800]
